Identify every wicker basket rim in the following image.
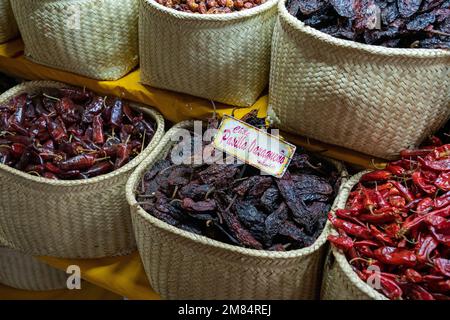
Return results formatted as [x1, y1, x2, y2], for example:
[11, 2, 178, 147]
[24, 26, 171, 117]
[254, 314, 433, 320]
[278, 0, 450, 58]
[127, 120, 347, 259]
[142, 0, 278, 21]
[330, 171, 389, 300]
[0, 80, 165, 187]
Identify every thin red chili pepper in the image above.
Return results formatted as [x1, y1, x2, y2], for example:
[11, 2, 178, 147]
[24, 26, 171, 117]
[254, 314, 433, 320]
[10, 143, 26, 158]
[356, 245, 375, 258]
[353, 240, 379, 247]
[400, 149, 433, 159]
[374, 247, 417, 267]
[434, 258, 450, 277]
[385, 164, 406, 176]
[327, 235, 354, 251]
[389, 195, 406, 208]
[389, 180, 414, 203]
[379, 275, 403, 300]
[429, 226, 450, 247]
[435, 172, 450, 192]
[370, 225, 396, 246]
[83, 162, 113, 178]
[358, 209, 398, 224]
[329, 214, 372, 240]
[435, 192, 450, 209]
[415, 234, 439, 264]
[403, 268, 423, 283]
[92, 114, 105, 144]
[110, 98, 123, 127]
[59, 154, 96, 171]
[408, 285, 435, 300]
[412, 171, 437, 194]
[419, 157, 450, 172]
[402, 206, 450, 234]
[360, 170, 392, 182]
[424, 214, 450, 232]
[416, 197, 434, 214]
[114, 143, 130, 169]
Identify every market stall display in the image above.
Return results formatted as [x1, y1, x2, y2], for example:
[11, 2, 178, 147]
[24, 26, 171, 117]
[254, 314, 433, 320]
[0, 81, 165, 258]
[268, 0, 450, 160]
[10, 0, 139, 80]
[0, 0, 18, 43]
[127, 116, 347, 299]
[139, 0, 277, 106]
[323, 143, 450, 300]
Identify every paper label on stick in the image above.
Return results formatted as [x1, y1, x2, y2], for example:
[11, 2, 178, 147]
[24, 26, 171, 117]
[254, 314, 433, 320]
[213, 115, 296, 178]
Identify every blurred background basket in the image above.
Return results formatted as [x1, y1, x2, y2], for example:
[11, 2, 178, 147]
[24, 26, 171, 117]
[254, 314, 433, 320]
[11, 0, 139, 80]
[0, 81, 165, 258]
[0, 0, 19, 43]
[127, 121, 347, 300]
[139, 0, 278, 107]
[268, 0, 450, 160]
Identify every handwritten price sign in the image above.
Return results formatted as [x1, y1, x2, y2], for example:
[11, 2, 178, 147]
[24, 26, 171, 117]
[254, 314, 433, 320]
[213, 115, 296, 178]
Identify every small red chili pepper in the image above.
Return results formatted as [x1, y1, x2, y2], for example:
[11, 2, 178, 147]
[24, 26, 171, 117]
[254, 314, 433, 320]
[110, 98, 123, 127]
[419, 157, 450, 172]
[435, 172, 450, 192]
[44, 162, 62, 174]
[122, 103, 136, 122]
[335, 209, 365, 226]
[360, 170, 392, 182]
[374, 246, 417, 267]
[92, 114, 105, 144]
[428, 144, 450, 161]
[356, 245, 375, 258]
[329, 214, 372, 240]
[384, 223, 401, 239]
[370, 225, 396, 246]
[83, 162, 113, 178]
[415, 235, 439, 264]
[374, 189, 389, 208]
[404, 268, 423, 283]
[386, 164, 406, 176]
[412, 171, 437, 194]
[379, 275, 403, 300]
[429, 226, 450, 247]
[434, 258, 450, 277]
[389, 180, 414, 203]
[114, 143, 130, 169]
[358, 209, 398, 224]
[353, 240, 379, 247]
[10, 143, 26, 158]
[427, 280, 450, 294]
[327, 235, 354, 251]
[424, 214, 450, 232]
[47, 116, 68, 142]
[389, 195, 406, 208]
[416, 197, 434, 214]
[59, 154, 96, 171]
[435, 192, 450, 209]
[24, 164, 45, 174]
[400, 149, 433, 159]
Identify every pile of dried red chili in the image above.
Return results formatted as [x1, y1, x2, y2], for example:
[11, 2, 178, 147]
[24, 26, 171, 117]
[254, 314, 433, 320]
[0, 87, 156, 180]
[328, 140, 450, 300]
[155, 0, 266, 14]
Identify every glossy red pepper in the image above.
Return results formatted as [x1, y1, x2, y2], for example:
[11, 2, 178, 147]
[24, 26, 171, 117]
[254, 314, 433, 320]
[327, 235, 353, 251]
[404, 268, 423, 283]
[434, 258, 450, 277]
[435, 172, 450, 192]
[92, 114, 105, 144]
[408, 285, 435, 300]
[374, 247, 417, 267]
[389, 180, 414, 203]
[400, 148, 433, 159]
[429, 226, 450, 247]
[10, 143, 26, 158]
[370, 225, 395, 246]
[358, 209, 398, 224]
[389, 195, 406, 208]
[415, 235, 439, 263]
[114, 143, 129, 169]
[412, 171, 437, 194]
[435, 192, 450, 209]
[360, 170, 392, 182]
[83, 162, 113, 178]
[416, 197, 434, 214]
[110, 98, 123, 127]
[419, 157, 450, 172]
[379, 275, 403, 300]
[386, 164, 406, 176]
[329, 214, 372, 240]
[59, 154, 96, 171]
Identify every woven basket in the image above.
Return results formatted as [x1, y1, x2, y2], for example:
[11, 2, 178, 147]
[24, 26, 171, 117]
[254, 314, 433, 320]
[10, 0, 139, 80]
[0, 81, 165, 258]
[320, 171, 387, 300]
[139, 0, 277, 107]
[0, 245, 67, 291]
[0, 0, 18, 43]
[268, 0, 450, 160]
[127, 121, 347, 300]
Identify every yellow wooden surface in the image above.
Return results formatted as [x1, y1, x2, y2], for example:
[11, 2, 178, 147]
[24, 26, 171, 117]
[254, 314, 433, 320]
[0, 39, 385, 168]
[38, 252, 160, 300]
[0, 281, 122, 300]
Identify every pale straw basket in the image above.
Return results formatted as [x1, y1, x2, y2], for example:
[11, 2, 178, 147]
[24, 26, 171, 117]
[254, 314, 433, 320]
[320, 171, 387, 300]
[0, 0, 18, 43]
[127, 121, 347, 299]
[0, 81, 165, 258]
[139, 0, 278, 107]
[10, 0, 139, 80]
[268, 0, 450, 160]
[0, 237, 67, 291]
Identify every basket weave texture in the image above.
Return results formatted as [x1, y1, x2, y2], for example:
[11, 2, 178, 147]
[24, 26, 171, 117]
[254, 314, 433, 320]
[0, 81, 165, 258]
[139, 0, 278, 107]
[320, 171, 387, 300]
[127, 121, 347, 300]
[10, 0, 139, 80]
[0, 0, 18, 43]
[0, 245, 67, 291]
[268, 0, 450, 160]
